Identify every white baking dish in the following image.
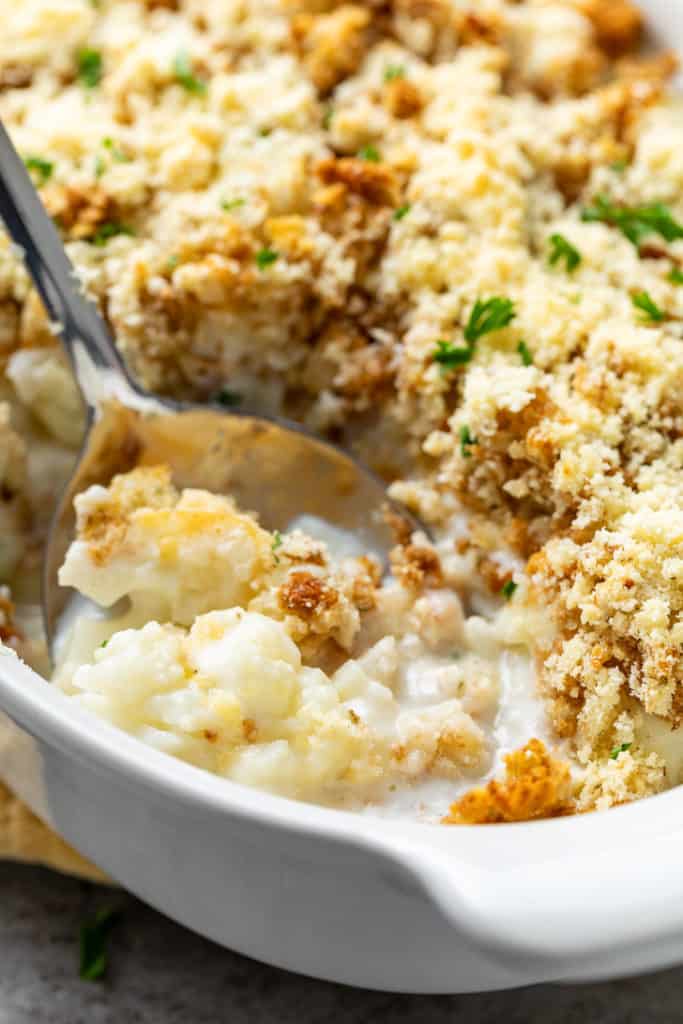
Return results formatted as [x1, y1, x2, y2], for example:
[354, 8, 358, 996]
[2, 0, 683, 993]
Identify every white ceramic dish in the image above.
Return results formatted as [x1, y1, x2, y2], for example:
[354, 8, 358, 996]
[2, 0, 683, 993]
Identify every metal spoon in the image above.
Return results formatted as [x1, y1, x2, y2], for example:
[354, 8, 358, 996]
[0, 122, 417, 661]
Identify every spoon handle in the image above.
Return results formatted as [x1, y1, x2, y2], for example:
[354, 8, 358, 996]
[0, 119, 130, 408]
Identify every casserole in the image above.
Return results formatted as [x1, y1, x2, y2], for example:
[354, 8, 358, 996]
[2, 0, 683, 993]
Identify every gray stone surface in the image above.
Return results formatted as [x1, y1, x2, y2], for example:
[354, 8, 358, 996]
[1, 860, 682, 1023]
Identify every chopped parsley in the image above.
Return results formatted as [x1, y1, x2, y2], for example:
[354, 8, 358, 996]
[393, 204, 411, 221]
[501, 579, 517, 600]
[99, 639, 108, 648]
[220, 197, 246, 212]
[255, 248, 278, 270]
[548, 233, 581, 272]
[464, 296, 516, 345]
[77, 48, 103, 88]
[581, 195, 683, 248]
[272, 530, 283, 563]
[322, 107, 333, 131]
[173, 50, 207, 95]
[214, 388, 241, 408]
[166, 254, 179, 270]
[632, 290, 665, 323]
[668, 267, 683, 285]
[433, 339, 472, 373]
[101, 137, 129, 162]
[24, 155, 53, 187]
[459, 425, 478, 458]
[94, 154, 105, 179]
[383, 64, 405, 82]
[610, 159, 628, 173]
[79, 907, 120, 981]
[90, 221, 134, 246]
[517, 339, 533, 366]
[433, 297, 515, 375]
[610, 742, 632, 760]
[358, 144, 380, 162]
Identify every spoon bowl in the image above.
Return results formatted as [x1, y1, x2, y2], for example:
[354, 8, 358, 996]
[0, 121, 416, 660]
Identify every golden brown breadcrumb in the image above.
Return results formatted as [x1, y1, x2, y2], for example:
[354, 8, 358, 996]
[443, 740, 574, 824]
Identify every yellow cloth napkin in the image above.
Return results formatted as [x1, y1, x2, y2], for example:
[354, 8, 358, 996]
[0, 781, 107, 881]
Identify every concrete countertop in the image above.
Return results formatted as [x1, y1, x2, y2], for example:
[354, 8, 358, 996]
[1, 861, 682, 1023]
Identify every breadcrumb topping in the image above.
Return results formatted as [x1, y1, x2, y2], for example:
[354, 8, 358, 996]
[443, 739, 574, 824]
[2, 0, 683, 819]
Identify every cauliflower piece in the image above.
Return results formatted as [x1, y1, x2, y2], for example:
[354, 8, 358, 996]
[0, 404, 29, 581]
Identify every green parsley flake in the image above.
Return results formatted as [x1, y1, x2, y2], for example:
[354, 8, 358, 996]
[90, 222, 134, 246]
[610, 159, 628, 173]
[77, 49, 102, 88]
[464, 296, 516, 345]
[433, 339, 472, 373]
[220, 198, 246, 212]
[173, 50, 207, 95]
[79, 907, 120, 981]
[272, 530, 283, 563]
[610, 742, 632, 760]
[322, 107, 334, 131]
[358, 144, 380, 162]
[384, 64, 405, 82]
[517, 340, 533, 366]
[501, 579, 517, 600]
[582, 195, 683, 248]
[668, 267, 683, 285]
[214, 388, 241, 408]
[166, 255, 179, 270]
[94, 154, 105, 179]
[24, 156, 54, 187]
[102, 137, 129, 162]
[255, 248, 278, 270]
[393, 204, 411, 221]
[459, 425, 478, 458]
[632, 290, 665, 323]
[548, 233, 581, 272]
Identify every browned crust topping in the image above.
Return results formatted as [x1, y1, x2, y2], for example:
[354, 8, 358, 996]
[278, 570, 339, 620]
[316, 157, 399, 207]
[443, 739, 574, 825]
[390, 542, 443, 591]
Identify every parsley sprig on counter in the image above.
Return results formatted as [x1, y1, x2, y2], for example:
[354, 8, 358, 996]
[79, 907, 120, 981]
[433, 297, 516, 375]
[582, 195, 683, 247]
[632, 291, 665, 323]
[548, 233, 581, 272]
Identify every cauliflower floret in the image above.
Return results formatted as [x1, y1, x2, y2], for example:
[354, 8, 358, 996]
[60, 465, 378, 652]
[0, 403, 29, 581]
[57, 605, 494, 804]
[59, 466, 274, 623]
[6, 348, 84, 449]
